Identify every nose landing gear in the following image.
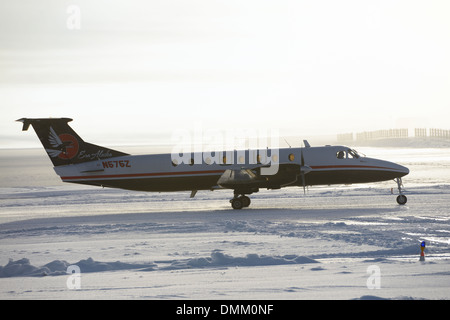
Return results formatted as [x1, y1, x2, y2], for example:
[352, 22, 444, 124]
[395, 178, 407, 205]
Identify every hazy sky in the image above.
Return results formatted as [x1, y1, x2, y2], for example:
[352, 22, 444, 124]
[1, 0, 449, 148]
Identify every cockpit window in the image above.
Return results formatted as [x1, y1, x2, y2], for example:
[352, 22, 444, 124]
[336, 149, 362, 159]
[348, 149, 360, 159]
[348, 149, 361, 159]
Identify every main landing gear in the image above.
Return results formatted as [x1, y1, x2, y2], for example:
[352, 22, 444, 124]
[229, 188, 257, 209]
[396, 177, 407, 205]
[230, 195, 251, 210]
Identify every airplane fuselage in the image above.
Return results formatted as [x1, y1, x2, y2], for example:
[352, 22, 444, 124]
[17, 118, 410, 209]
[54, 146, 409, 192]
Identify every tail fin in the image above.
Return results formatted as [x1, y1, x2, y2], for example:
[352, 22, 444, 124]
[17, 118, 129, 166]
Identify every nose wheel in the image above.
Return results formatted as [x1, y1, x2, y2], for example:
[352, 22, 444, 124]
[397, 194, 407, 205]
[395, 178, 407, 205]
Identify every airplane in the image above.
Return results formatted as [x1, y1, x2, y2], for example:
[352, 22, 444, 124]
[17, 118, 409, 209]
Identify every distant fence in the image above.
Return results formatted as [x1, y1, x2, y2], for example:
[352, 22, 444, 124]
[337, 128, 450, 142]
[356, 129, 409, 141]
[429, 128, 450, 139]
[415, 128, 427, 137]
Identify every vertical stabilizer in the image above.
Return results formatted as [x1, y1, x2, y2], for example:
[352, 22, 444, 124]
[17, 118, 129, 166]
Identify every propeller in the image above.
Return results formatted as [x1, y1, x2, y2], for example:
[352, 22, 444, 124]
[300, 140, 312, 194]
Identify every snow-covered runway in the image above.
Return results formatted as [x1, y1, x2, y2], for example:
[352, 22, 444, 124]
[0, 147, 449, 299]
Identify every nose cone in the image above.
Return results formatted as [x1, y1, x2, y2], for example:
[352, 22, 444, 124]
[366, 158, 409, 182]
[382, 160, 409, 178]
[395, 163, 409, 178]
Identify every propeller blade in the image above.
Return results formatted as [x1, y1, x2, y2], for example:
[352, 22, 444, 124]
[300, 147, 306, 194]
[301, 147, 305, 167]
[299, 144, 312, 194]
[301, 172, 306, 194]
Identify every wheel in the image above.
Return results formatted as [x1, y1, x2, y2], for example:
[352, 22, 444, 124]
[231, 198, 243, 209]
[239, 196, 251, 207]
[397, 195, 407, 205]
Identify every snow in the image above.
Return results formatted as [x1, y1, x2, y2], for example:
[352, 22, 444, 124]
[0, 147, 450, 300]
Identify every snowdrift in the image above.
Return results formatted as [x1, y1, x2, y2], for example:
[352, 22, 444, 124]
[0, 257, 156, 278]
[0, 252, 318, 278]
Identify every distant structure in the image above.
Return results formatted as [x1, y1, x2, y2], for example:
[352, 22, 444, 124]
[429, 128, 450, 140]
[337, 128, 450, 143]
[415, 128, 427, 138]
[355, 129, 409, 142]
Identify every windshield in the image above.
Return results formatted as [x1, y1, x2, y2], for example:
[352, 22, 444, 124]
[336, 148, 365, 159]
[348, 149, 360, 159]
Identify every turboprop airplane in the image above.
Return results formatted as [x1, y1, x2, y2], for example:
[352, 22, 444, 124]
[17, 118, 409, 209]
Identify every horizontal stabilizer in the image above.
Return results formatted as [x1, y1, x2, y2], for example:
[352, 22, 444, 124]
[17, 118, 73, 132]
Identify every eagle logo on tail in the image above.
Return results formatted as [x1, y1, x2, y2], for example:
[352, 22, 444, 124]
[46, 126, 79, 159]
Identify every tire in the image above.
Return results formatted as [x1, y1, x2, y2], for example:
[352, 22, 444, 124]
[231, 198, 243, 209]
[397, 195, 407, 205]
[240, 196, 251, 207]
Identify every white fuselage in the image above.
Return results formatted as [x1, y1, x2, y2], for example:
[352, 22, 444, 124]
[54, 146, 409, 193]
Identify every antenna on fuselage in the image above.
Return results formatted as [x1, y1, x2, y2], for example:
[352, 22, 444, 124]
[283, 138, 292, 148]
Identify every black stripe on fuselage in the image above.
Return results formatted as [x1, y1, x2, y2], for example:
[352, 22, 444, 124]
[62, 168, 406, 192]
